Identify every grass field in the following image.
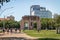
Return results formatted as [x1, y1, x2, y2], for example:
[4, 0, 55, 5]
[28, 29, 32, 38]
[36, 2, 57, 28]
[23, 30, 60, 38]
[23, 30, 60, 40]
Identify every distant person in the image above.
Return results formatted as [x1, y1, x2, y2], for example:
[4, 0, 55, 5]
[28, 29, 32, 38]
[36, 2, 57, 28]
[10, 28, 13, 33]
[3, 28, 5, 33]
[19, 29, 21, 33]
[15, 28, 17, 33]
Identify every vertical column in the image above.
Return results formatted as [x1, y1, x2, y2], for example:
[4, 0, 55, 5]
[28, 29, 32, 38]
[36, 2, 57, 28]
[29, 19, 31, 30]
[29, 18, 33, 30]
[20, 20, 24, 30]
[37, 19, 41, 30]
[28, 21, 30, 30]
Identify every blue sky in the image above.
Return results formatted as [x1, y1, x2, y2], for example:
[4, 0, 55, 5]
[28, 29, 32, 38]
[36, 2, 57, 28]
[0, 0, 60, 21]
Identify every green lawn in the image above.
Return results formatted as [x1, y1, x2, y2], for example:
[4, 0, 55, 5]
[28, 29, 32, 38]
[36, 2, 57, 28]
[0, 30, 2, 33]
[23, 30, 60, 38]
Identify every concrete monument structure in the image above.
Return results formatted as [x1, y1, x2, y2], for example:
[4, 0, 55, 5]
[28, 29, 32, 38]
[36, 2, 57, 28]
[20, 15, 41, 30]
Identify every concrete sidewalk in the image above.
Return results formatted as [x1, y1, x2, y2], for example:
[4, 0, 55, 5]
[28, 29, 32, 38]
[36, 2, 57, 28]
[0, 32, 38, 40]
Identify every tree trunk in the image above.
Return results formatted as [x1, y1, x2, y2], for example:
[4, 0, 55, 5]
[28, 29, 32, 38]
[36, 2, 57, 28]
[59, 27, 60, 34]
[56, 27, 58, 34]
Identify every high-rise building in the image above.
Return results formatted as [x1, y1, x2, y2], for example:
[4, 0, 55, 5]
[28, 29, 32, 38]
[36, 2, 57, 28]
[30, 5, 52, 18]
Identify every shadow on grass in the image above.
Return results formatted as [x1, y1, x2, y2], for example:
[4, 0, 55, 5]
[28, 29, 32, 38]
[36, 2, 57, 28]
[38, 38, 60, 40]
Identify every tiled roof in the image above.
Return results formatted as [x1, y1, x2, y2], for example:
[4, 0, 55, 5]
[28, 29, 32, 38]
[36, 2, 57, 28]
[0, 18, 10, 21]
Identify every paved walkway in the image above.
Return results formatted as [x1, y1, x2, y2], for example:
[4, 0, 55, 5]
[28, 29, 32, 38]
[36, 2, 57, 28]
[0, 31, 38, 40]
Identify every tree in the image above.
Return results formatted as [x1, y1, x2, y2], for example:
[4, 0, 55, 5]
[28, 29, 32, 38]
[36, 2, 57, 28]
[0, 0, 10, 8]
[0, 21, 3, 28]
[0, 20, 20, 29]
[54, 15, 60, 34]
[41, 18, 53, 30]
[54, 13, 58, 18]
[6, 20, 20, 28]
[41, 18, 47, 30]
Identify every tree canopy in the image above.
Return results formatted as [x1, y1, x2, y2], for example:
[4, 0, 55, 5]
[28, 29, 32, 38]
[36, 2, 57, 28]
[0, 0, 10, 8]
[0, 20, 20, 29]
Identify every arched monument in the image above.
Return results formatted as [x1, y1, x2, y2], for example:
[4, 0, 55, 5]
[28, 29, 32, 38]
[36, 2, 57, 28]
[20, 15, 41, 30]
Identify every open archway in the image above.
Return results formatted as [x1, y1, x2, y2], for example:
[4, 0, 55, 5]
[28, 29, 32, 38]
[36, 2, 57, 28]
[20, 16, 41, 30]
[24, 22, 29, 29]
[33, 22, 37, 29]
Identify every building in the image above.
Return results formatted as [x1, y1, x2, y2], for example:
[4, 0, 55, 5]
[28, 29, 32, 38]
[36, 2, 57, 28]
[20, 15, 41, 30]
[30, 5, 52, 18]
[7, 15, 15, 20]
[0, 15, 15, 21]
[0, 18, 10, 21]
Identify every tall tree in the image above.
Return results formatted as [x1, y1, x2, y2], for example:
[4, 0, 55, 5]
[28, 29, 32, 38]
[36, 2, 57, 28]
[0, 0, 10, 8]
[54, 15, 60, 34]
[41, 18, 52, 30]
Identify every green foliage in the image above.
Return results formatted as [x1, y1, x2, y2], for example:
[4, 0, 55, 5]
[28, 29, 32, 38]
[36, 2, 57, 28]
[41, 18, 53, 30]
[38, 38, 60, 40]
[0, 20, 20, 29]
[0, 21, 3, 27]
[33, 22, 37, 29]
[54, 15, 60, 28]
[0, 30, 3, 33]
[40, 17, 60, 30]
[54, 15, 60, 34]
[0, 0, 10, 8]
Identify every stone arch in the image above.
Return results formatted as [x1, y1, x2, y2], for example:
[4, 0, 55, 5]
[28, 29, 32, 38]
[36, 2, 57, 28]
[33, 22, 37, 29]
[24, 22, 29, 29]
[20, 16, 41, 30]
